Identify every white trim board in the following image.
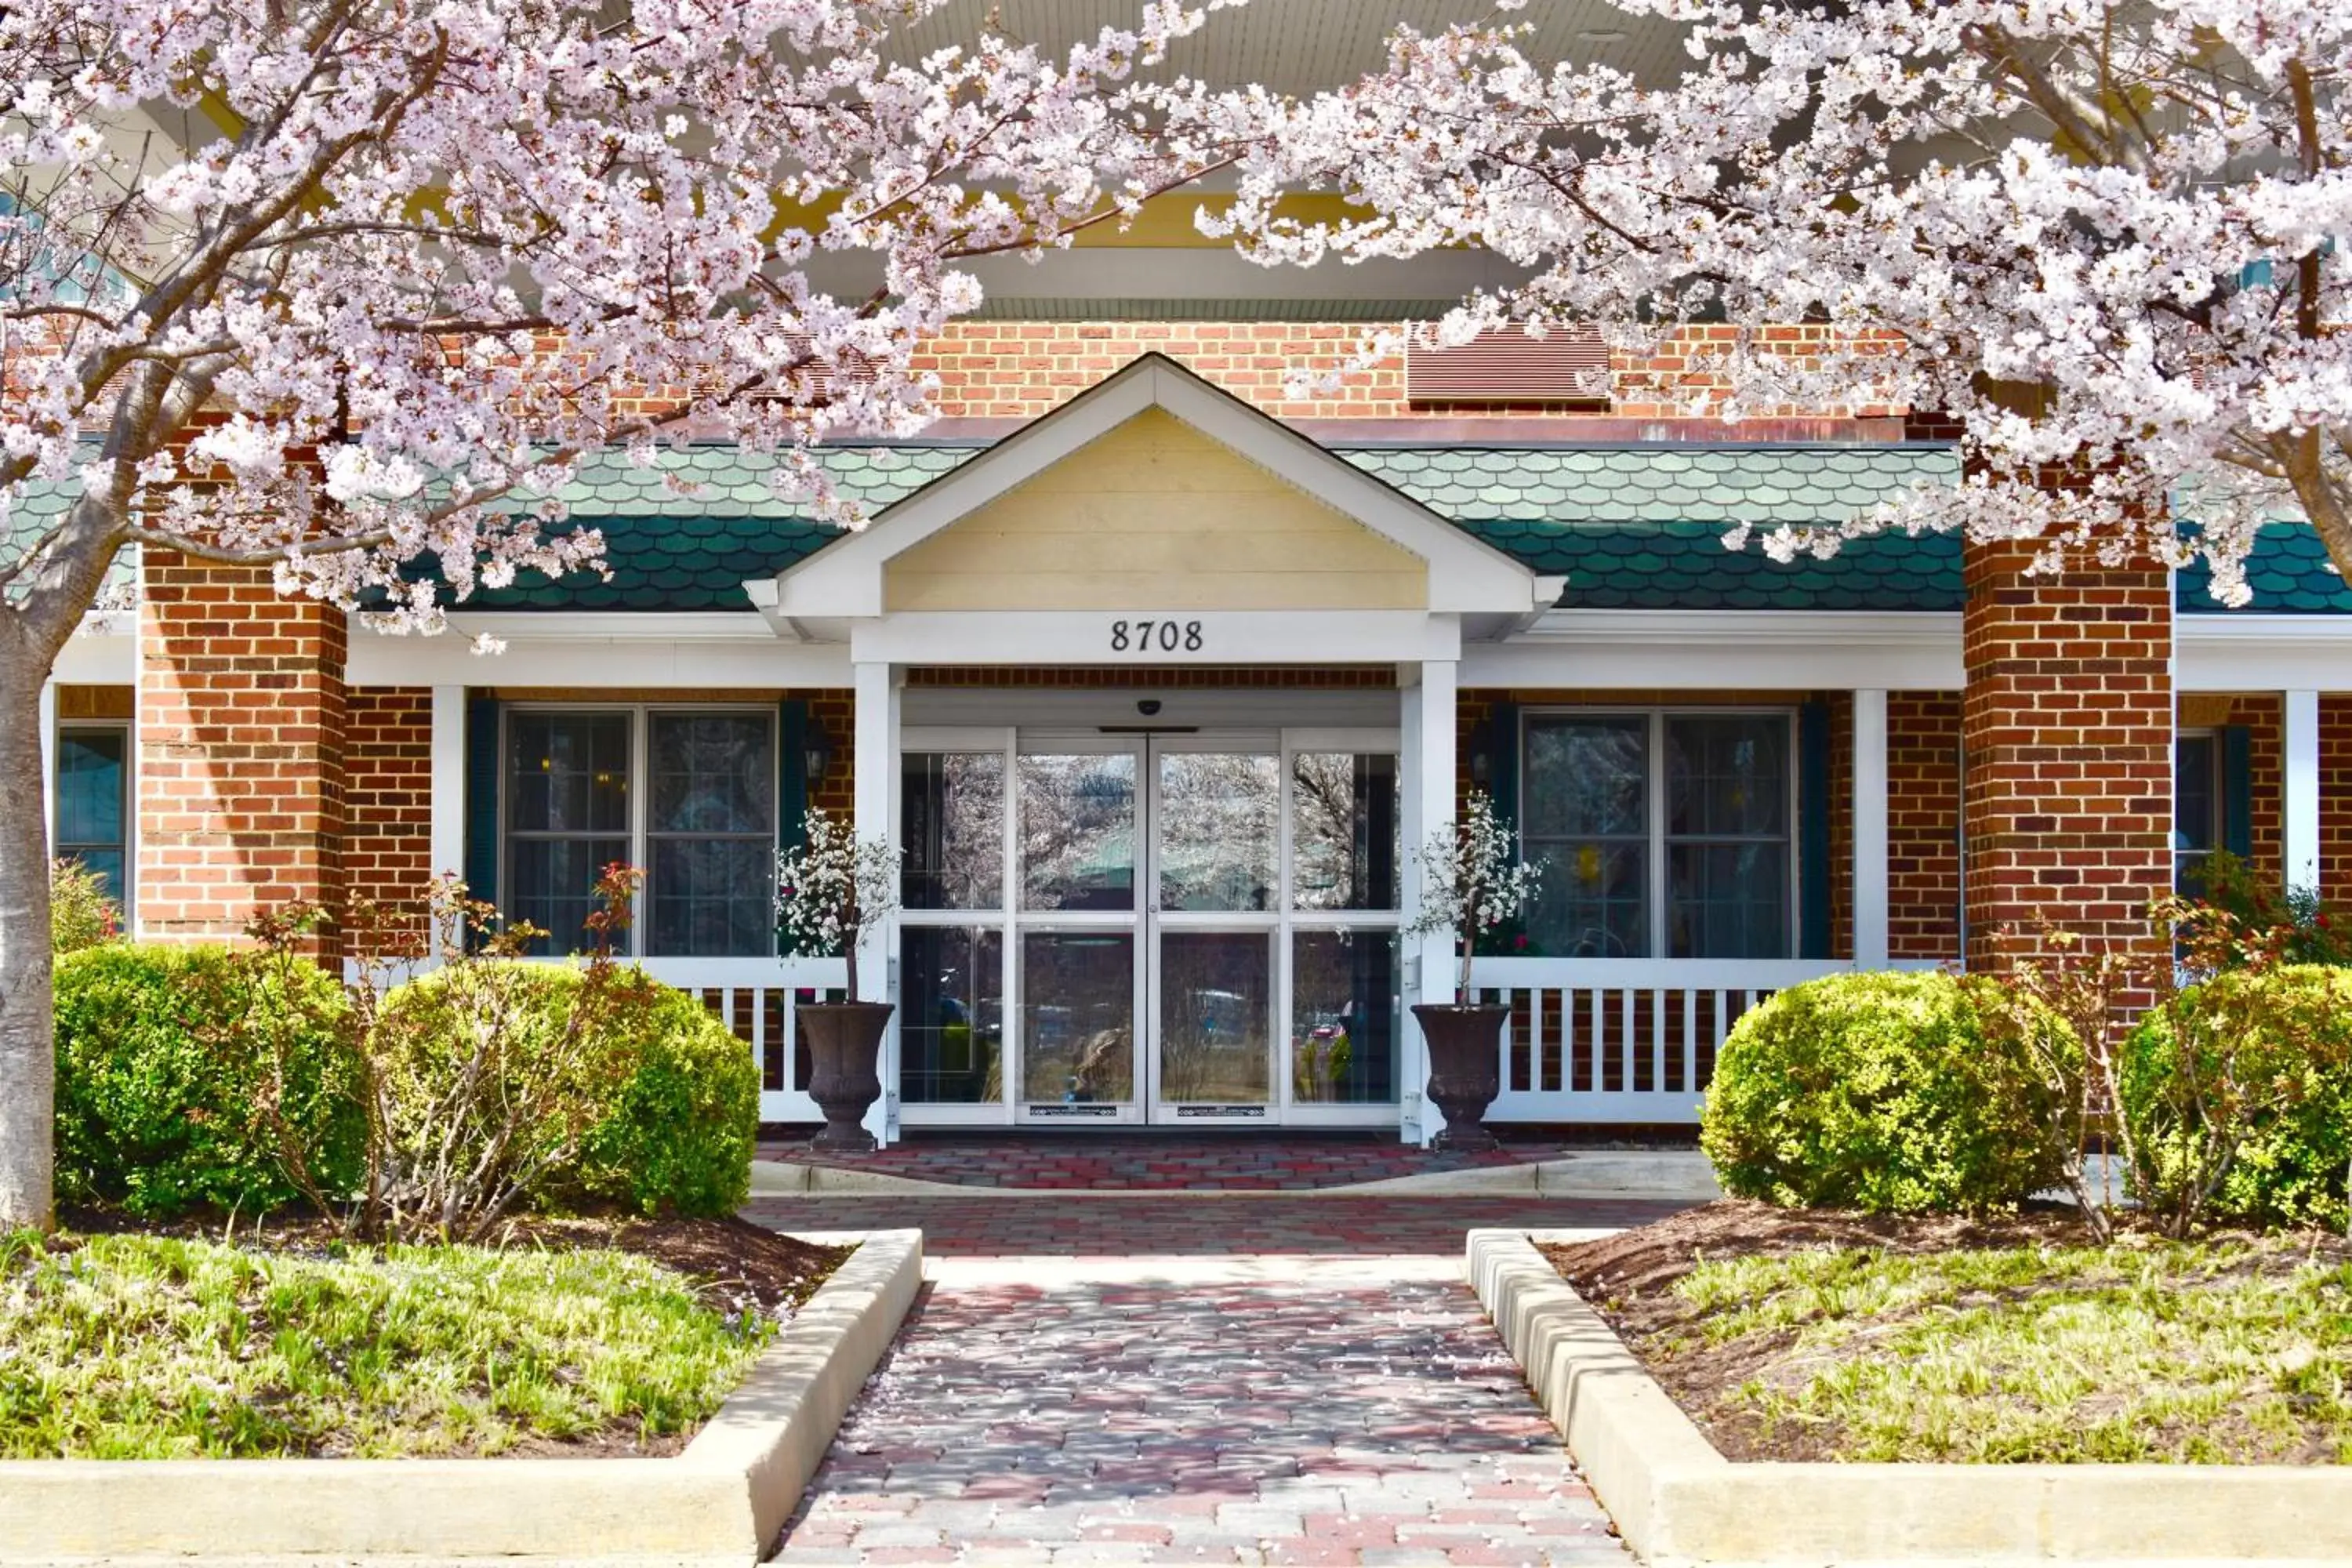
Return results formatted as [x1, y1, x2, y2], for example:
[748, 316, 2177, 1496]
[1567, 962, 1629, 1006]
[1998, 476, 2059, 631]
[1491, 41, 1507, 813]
[768, 354, 1543, 619]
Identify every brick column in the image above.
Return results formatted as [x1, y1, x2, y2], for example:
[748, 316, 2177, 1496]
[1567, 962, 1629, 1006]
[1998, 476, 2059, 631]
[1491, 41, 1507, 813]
[1961, 540, 2172, 967]
[136, 551, 347, 945]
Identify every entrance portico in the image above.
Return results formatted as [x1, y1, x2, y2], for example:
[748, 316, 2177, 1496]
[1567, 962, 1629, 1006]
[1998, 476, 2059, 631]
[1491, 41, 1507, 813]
[757, 356, 1555, 1144]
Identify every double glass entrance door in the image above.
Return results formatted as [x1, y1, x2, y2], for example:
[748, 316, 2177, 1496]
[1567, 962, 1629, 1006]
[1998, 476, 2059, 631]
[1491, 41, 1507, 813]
[1021, 739, 1281, 1120]
[897, 728, 1402, 1127]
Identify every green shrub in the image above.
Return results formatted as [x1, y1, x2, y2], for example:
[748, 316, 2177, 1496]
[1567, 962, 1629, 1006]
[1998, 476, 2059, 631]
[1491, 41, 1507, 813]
[2120, 966, 2352, 1231]
[374, 964, 757, 1219]
[49, 859, 122, 956]
[53, 944, 362, 1217]
[1700, 971, 2070, 1214]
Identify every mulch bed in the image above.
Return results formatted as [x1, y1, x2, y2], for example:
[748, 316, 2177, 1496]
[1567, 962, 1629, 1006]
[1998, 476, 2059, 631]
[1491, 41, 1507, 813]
[59, 1204, 849, 1325]
[1540, 1200, 2352, 1464]
[46, 1207, 853, 1459]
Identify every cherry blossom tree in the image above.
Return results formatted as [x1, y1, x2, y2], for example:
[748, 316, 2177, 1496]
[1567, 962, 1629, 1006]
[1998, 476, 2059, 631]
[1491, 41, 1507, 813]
[1207, 0, 2351, 597]
[0, 0, 1247, 1230]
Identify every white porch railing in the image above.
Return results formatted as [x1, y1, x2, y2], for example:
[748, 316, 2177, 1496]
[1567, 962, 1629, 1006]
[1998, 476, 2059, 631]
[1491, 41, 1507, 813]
[1468, 956, 1886, 1125]
[641, 956, 848, 1126]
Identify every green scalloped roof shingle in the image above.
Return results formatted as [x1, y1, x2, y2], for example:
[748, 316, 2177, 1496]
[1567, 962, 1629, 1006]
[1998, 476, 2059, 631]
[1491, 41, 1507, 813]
[2, 465, 136, 609]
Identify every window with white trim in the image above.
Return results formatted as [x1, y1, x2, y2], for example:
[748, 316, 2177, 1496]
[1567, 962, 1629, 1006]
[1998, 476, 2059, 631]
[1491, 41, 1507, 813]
[503, 707, 775, 956]
[1519, 710, 1795, 958]
[2174, 730, 2221, 895]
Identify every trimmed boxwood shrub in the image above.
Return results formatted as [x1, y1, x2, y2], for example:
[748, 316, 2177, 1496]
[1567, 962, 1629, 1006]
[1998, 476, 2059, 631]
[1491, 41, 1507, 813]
[1700, 971, 2069, 1214]
[2120, 965, 2352, 1231]
[375, 965, 758, 1218]
[53, 944, 362, 1217]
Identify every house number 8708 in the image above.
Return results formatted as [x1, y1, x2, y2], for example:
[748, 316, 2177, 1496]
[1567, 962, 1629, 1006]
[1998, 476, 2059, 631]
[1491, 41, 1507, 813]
[1109, 619, 1203, 653]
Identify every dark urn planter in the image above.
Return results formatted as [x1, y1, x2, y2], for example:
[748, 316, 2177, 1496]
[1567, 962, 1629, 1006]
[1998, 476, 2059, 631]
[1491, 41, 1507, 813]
[1413, 1003, 1509, 1153]
[797, 1001, 895, 1154]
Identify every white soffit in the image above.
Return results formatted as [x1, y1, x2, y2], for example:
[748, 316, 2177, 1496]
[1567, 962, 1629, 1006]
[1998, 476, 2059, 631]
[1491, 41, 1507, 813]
[770, 354, 1540, 620]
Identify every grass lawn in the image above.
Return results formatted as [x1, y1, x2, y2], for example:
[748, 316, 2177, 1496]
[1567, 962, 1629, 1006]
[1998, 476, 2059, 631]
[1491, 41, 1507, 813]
[0, 1221, 840, 1460]
[1545, 1201, 2352, 1465]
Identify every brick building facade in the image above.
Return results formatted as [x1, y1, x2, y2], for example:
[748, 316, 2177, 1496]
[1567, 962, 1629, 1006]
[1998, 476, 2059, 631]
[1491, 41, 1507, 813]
[38, 329, 2352, 1142]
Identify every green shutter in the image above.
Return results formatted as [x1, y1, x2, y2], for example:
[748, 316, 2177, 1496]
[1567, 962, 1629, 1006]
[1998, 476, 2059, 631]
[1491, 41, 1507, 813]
[2221, 724, 2253, 859]
[1485, 699, 1522, 839]
[778, 698, 810, 857]
[1799, 702, 1831, 960]
[463, 693, 501, 906]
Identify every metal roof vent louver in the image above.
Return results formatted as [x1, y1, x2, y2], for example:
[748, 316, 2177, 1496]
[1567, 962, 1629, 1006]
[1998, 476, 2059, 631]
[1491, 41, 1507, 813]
[1405, 325, 1612, 407]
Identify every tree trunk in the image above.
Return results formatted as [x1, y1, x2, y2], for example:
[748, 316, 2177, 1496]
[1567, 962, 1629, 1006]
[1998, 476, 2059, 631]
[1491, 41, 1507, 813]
[0, 651, 55, 1232]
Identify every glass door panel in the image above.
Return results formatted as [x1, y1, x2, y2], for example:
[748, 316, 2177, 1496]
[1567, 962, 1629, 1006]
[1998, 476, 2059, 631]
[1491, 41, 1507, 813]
[1018, 753, 1136, 911]
[899, 925, 1004, 1105]
[1156, 751, 1279, 912]
[1156, 931, 1274, 1110]
[1290, 928, 1400, 1105]
[1019, 931, 1137, 1112]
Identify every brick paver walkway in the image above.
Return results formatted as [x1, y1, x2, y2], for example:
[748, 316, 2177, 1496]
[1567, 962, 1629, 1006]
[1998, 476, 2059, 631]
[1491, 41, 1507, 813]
[744, 1196, 1683, 1258]
[760, 1196, 1683, 1565]
[758, 1133, 1581, 1190]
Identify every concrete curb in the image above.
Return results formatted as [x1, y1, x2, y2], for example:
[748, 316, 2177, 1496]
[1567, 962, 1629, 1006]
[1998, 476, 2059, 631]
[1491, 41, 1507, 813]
[0, 1229, 923, 1563]
[1473, 1228, 2352, 1566]
[749, 1149, 1722, 1200]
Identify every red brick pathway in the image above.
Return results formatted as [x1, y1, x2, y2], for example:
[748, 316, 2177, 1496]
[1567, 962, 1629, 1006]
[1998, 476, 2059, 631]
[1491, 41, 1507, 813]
[757, 1134, 1619, 1191]
[745, 1196, 1684, 1258]
[757, 1197, 1682, 1564]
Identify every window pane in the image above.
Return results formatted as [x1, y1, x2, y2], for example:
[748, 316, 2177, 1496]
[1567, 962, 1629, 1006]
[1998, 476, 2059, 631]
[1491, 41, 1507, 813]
[1525, 841, 1646, 957]
[1667, 717, 1788, 837]
[1020, 931, 1134, 1103]
[1019, 753, 1135, 911]
[1292, 753, 1399, 911]
[55, 730, 125, 848]
[63, 850, 125, 911]
[650, 714, 771, 835]
[903, 753, 1005, 910]
[899, 926, 1004, 1104]
[508, 713, 630, 833]
[1291, 929, 1399, 1105]
[2176, 735, 2219, 894]
[1669, 843, 1789, 959]
[1160, 931, 1273, 1105]
[649, 839, 774, 956]
[1523, 717, 1647, 837]
[1157, 752, 1278, 913]
[509, 836, 630, 954]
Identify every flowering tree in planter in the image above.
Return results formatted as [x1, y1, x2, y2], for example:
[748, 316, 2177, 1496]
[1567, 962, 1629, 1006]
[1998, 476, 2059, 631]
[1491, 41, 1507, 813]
[775, 808, 901, 1152]
[1405, 792, 1546, 1008]
[774, 808, 902, 1000]
[1401, 792, 1544, 1151]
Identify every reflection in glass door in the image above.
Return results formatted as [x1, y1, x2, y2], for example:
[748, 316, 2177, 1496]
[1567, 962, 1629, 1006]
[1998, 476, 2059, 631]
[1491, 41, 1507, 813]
[1149, 743, 1280, 1120]
[910, 728, 1403, 1127]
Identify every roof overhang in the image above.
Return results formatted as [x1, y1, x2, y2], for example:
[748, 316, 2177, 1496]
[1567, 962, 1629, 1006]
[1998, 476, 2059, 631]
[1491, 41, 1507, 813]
[762, 353, 1544, 635]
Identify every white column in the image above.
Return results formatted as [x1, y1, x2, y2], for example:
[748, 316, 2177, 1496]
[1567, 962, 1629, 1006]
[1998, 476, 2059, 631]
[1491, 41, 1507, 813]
[852, 659, 902, 1145]
[2285, 689, 2321, 894]
[429, 685, 466, 886]
[37, 680, 57, 861]
[1853, 689, 1890, 966]
[1399, 654, 1458, 1147]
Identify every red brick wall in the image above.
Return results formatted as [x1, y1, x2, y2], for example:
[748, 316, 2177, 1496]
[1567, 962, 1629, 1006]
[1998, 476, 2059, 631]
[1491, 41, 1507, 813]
[2324, 695, 2352, 898]
[136, 552, 347, 945]
[1960, 542, 2172, 966]
[1888, 694, 1963, 960]
[344, 688, 434, 927]
[914, 321, 1895, 428]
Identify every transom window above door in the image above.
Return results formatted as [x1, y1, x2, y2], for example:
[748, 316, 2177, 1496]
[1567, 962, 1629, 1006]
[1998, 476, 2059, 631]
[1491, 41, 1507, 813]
[1519, 710, 1795, 959]
[503, 708, 776, 956]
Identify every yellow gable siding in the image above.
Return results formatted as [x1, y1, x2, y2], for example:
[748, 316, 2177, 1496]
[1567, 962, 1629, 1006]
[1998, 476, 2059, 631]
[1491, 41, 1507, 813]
[883, 408, 1428, 612]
